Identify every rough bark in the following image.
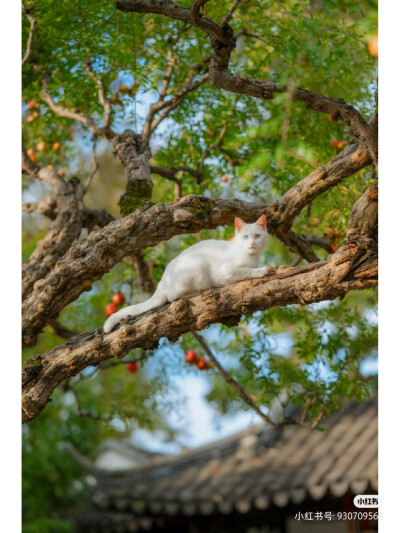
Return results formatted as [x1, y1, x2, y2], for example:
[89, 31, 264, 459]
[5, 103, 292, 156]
[22, 246, 376, 424]
[113, 130, 153, 216]
[21, 150, 86, 300]
[22, 181, 377, 423]
[22, 149, 115, 301]
[22, 145, 370, 348]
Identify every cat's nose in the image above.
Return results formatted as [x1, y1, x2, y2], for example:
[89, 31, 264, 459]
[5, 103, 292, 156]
[250, 241, 255, 248]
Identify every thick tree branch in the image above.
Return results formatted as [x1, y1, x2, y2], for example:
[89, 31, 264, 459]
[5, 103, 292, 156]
[270, 144, 371, 231]
[22, 145, 87, 300]
[22, 196, 57, 220]
[22, 198, 114, 229]
[22, 176, 85, 301]
[81, 208, 115, 231]
[22, 241, 377, 423]
[22, 145, 370, 347]
[113, 130, 153, 216]
[190, 1, 211, 24]
[22, 144, 114, 298]
[117, 0, 227, 41]
[278, 230, 319, 263]
[22, 145, 65, 189]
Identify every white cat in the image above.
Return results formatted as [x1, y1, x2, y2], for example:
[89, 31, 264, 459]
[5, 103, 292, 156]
[103, 215, 269, 333]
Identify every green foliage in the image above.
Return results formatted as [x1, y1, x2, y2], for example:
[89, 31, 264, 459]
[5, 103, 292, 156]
[22, 389, 102, 526]
[22, 0, 377, 527]
[205, 289, 377, 425]
[22, 518, 75, 533]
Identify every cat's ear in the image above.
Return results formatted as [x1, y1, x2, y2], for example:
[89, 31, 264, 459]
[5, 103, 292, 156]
[235, 217, 246, 232]
[256, 215, 267, 231]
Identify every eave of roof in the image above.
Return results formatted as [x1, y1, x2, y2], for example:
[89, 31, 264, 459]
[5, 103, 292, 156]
[81, 398, 377, 517]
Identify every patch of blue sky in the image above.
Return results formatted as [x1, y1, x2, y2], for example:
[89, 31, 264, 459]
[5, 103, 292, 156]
[360, 356, 378, 376]
[131, 374, 258, 452]
[315, 319, 337, 345]
[364, 307, 378, 326]
[304, 358, 337, 384]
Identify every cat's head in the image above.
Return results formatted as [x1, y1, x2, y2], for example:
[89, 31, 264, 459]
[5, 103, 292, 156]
[233, 215, 268, 255]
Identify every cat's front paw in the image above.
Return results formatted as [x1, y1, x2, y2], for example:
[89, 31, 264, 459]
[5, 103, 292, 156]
[258, 266, 273, 277]
[104, 314, 119, 334]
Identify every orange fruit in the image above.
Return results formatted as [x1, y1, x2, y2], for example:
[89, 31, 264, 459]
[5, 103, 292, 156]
[368, 34, 378, 59]
[105, 303, 118, 317]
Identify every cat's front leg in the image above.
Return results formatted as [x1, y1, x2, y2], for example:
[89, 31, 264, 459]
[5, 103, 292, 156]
[219, 265, 272, 284]
[251, 266, 274, 278]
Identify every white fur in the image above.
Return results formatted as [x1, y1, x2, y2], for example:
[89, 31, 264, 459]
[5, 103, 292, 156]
[103, 216, 269, 333]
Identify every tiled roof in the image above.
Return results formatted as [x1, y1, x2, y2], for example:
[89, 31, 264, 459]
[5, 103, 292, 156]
[74, 397, 377, 531]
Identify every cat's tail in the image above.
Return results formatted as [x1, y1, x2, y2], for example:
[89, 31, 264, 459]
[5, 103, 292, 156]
[103, 285, 168, 333]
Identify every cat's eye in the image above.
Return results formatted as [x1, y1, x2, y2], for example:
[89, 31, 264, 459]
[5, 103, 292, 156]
[255, 234, 261, 239]
[243, 235, 249, 239]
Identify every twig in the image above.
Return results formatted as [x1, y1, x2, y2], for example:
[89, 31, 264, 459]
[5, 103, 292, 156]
[222, 0, 241, 25]
[66, 381, 112, 421]
[40, 73, 114, 139]
[84, 57, 113, 133]
[150, 164, 205, 196]
[191, 332, 279, 429]
[131, 252, 155, 295]
[290, 256, 302, 267]
[49, 320, 80, 339]
[98, 350, 148, 370]
[22, 5, 37, 68]
[197, 101, 237, 176]
[143, 73, 209, 140]
[83, 138, 99, 192]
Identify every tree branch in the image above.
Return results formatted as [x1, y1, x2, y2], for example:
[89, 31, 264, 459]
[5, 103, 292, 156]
[22, 144, 371, 347]
[22, 196, 57, 220]
[113, 130, 153, 216]
[83, 138, 100, 193]
[22, 241, 377, 423]
[22, 5, 37, 68]
[222, 0, 242, 25]
[40, 74, 115, 140]
[116, 0, 376, 157]
[84, 58, 114, 136]
[48, 320, 80, 339]
[142, 72, 209, 141]
[304, 234, 334, 253]
[131, 251, 155, 295]
[64, 381, 113, 422]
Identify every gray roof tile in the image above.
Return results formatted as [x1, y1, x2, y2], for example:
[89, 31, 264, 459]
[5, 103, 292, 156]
[84, 397, 377, 518]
